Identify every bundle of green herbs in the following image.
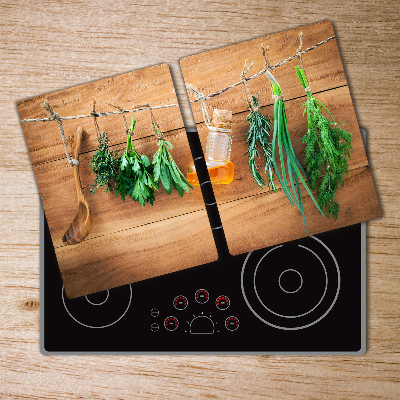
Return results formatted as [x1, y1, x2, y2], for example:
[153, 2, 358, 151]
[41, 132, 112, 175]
[115, 117, 157, 205]
[90, 132, 120, 193]
[265, 70, 324, 234]
[151, 121, 193, 196]
[295, 66, 352, 219]
[244, 95, 276, 190]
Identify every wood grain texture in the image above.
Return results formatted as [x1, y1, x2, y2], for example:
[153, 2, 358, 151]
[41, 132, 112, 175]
[181, 20, 380, 254]
[17, 64, 217, 298]
[0, 1, 399, 399]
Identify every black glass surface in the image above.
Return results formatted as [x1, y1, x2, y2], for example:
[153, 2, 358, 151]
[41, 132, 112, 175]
[43, 217, 363, 353]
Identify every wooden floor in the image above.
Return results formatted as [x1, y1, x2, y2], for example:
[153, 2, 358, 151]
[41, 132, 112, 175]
[1, 1, 399, 399]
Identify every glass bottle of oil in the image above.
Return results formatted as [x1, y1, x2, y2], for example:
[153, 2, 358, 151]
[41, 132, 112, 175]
[187, 109, 234, 186]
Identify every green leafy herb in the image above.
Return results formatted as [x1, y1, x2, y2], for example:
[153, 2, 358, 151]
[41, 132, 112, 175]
[90, 132, 120, 193]
[265, 70, 324, 234]
[295, 66, 353, 219]
[244, 95, 276, 190]
[115, 117, 157, 205]
[152, 124, 193, 197]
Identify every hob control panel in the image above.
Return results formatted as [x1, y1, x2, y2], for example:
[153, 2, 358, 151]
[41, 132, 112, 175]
[150, 289, 239, 334]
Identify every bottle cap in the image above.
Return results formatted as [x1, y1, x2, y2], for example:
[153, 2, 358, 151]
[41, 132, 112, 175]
[212, 109, 232, 130]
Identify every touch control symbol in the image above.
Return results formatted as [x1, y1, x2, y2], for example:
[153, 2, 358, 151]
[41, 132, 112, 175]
[150, 323, 159, 332]
[173, 295, 188, 310]
[164, 316, 179, 331]
[195, 289, 209, 304]
[150, 308, 159, 317]
[225, 316, 239, 331]
[216, 295, 230, 310]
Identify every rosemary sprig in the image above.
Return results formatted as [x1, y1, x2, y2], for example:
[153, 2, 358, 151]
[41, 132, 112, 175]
[115, 117, 157, 205]
[244, 95, 276, 190]
[90, 132, 120, 193]
[265, 70, 324, 234]
[152, 123, 193, 196]
[295, 66, 353, 219]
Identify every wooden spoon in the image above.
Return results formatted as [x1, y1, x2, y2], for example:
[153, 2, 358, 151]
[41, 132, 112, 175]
[62, 126, 92, 245]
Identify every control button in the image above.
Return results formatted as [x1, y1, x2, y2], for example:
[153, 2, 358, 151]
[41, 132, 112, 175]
[216, 295, 230, 310]
[150, 323, 160, 332]
[225, 316, 239, 331]
[150, 308, 159, 318]
[195, 289, 209, 304]
[189, 314, 215, 334]
[164, 316, 179, 331]
[173, 295, 188, 310]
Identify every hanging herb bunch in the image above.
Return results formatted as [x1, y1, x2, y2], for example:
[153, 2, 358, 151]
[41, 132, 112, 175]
[90, 102, 120, 193]
[295, 65, 352, 219]
[90, 133, 120, 193]
[241, 60, 275, 190]
[264, 69, 324, 234]
[115, 116, 157, 205]
[150, 109, 193, 197]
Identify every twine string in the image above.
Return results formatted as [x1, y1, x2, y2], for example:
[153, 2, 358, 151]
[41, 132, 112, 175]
[297, 31, 311, 93]
[261, 43, 271, 71]
[241, 60, 259, 112]
[23, 35, 336, 125]
[185, 84, 232, 133]
[90, 99, 103, 141]
[260, 42, 277, 102]
[40, 100, 79, 166]
[186, 84, 211, 127]
[147, 104, 164, 141]
[108, 103, 130, 136]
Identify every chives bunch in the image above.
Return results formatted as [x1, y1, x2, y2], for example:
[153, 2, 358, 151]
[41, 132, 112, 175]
[265, 70, 324, 234]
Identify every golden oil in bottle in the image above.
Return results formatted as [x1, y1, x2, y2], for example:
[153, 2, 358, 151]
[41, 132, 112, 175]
[187, 109, 234, 186]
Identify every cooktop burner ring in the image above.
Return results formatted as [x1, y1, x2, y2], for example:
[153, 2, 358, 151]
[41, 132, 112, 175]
[278, 269, 303, 294]
[85, 290, 110, 306]
[241, 236, 341, 330]
[61, 285, 133, 329]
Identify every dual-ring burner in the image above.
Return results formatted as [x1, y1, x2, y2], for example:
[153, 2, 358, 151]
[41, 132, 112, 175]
[62, 285, 132, 328]
[241, 236, 340, 330]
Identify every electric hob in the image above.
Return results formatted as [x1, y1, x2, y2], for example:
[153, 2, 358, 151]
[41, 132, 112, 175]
[41, 212, 365, 355]
[41, 129, 367, 355]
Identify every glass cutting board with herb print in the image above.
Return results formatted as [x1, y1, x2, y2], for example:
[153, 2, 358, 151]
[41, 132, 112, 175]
[180, 20, 381, 256]
[17, 64, 217, 299]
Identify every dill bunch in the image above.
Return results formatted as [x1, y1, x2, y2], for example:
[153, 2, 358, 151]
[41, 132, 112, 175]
[244, 95, 276, 190]
[90, 132, 120, 193]
[295, 66, 353, 219]
[265, 70, 324, 234]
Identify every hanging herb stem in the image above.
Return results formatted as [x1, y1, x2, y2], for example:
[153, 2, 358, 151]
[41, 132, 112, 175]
[90, 132, 120, 193]
[295, 66, 353, 219]
[151, 120, 193, 196]
[265, 70, 324, 234]
[245, 95, 276, 190]
[115, 117, 157, 205]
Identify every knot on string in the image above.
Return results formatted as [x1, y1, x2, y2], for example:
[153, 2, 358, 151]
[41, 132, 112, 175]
[186, 83, 211, 127]
[297, 31, 311, 92]
[185, 84, 231, 133]
[147, 105, 164, 141]
[240, 59, 259, 113]
[41, 100, 80, 167]
[91, 98, 103, 141]
[261, 43, 271, 71]
[108, 103, 130, 136]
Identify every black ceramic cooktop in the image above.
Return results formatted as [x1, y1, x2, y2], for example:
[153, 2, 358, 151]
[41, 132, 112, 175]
[41, 213, 365, 354]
